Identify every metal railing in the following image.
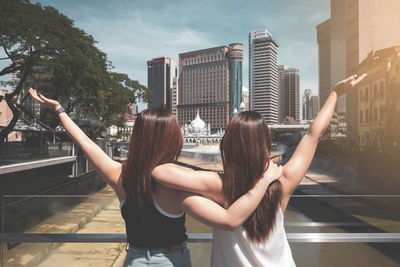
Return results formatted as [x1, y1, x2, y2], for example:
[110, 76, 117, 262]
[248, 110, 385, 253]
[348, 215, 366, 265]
[1, 233, 400, 244]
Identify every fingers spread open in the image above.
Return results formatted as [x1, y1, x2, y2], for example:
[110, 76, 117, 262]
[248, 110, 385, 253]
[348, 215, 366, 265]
[29, 88, 45, 104]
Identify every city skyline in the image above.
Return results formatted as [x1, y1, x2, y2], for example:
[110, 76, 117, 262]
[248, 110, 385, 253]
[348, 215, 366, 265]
[0, 0, 330, 113]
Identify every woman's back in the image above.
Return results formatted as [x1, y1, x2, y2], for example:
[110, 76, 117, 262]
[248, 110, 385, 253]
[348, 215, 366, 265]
[121, 184, 188, 248]
[211, 207, 295, 267]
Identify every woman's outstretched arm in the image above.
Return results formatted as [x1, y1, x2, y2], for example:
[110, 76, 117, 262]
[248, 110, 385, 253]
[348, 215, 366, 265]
[28, 88, 124, 199]
[152, 164, 225, 204]
[178, 164, 282, 231]
[279, 74, 367, 211]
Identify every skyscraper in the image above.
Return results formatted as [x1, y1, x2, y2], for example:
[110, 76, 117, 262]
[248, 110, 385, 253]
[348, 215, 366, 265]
[278, 65, 300, 122]
[303, 89, 320, 120]
[318, 0, 400, 143]
[227, 43, 243, 117]
[311, 95, 319, 118]
[147, 57, 178, 114]
[317, 19, 331, 110]
[177, 44, 243, 129]
[249, 29, 279, 124]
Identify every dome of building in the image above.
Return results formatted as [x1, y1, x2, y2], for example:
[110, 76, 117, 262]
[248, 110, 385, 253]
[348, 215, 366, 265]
[190, 110, 206, 133]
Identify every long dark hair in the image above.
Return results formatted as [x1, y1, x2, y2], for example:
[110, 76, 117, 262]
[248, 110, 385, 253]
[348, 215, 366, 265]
[220, 111, 282, 243]
[122, 107, 183, 216]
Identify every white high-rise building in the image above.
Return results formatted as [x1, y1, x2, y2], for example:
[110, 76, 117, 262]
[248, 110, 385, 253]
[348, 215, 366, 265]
[249, 29, 279, 124]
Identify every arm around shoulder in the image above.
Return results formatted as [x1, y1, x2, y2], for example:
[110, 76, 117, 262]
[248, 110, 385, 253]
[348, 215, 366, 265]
[179, 163, 282, 231]
[152, 163, 225, 204]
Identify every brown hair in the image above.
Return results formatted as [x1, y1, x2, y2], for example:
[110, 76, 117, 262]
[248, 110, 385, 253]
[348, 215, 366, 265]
[220, 111, 282, 243]
[122, 107, 183, 216]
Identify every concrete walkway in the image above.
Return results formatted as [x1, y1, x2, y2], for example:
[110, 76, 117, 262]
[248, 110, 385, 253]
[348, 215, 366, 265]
[2, 186, 119, 267]
[35, 193, 213, 267]
[37, 197, 126, 267]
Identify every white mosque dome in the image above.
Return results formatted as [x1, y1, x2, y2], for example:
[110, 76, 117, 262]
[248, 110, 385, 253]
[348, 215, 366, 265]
[190, 110, 206, 132]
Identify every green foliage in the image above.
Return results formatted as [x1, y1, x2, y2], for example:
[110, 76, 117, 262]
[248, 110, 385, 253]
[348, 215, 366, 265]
[82, 72, 151, 137]
[0, 0, 150, 141]
[270, 128, 278, 142]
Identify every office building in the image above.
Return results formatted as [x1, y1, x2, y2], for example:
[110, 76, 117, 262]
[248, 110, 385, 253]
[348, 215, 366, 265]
[178, 44, 243, 129]
[278, 65, 300, 122]
[317, 19, 332, 110]
[249, 29, 279, 124]
[147, 57, 178, 115]
[303, 89, 319, 120]
[357, 46, 400, 150]
[318, 0, 400, 144]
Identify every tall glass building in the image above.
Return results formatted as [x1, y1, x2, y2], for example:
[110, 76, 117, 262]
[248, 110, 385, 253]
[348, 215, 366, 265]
[147, 57, 178, 115]
[228, 43, 243, 118]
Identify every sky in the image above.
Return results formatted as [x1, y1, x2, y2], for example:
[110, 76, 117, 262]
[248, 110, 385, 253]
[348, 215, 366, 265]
[1, 0, 330, 111]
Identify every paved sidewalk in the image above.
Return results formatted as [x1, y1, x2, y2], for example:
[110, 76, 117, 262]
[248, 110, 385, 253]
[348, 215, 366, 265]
[2, 187, 118, 267]
[37, 198, 126, 267]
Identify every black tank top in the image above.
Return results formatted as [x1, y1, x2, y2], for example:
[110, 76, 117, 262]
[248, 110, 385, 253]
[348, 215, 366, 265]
[121, 198, 188, 248]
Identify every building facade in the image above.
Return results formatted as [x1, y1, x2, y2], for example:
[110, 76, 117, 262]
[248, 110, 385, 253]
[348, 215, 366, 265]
[357, 46, 400, 151]
[249, 29, 279, 124]
[0, 89, 13, 128]
[302, 89, 319, 120]
[311, 95, 320, 118]
[278, 65, 300, 122]
[317, 19, 332, 110]
[242, 87, 249, 111]
[177, 44, 243, 130]
[227, 44, 243, 117]
[147, 57, 178, 115]
[0, 89, 21, 141]
[319, 0, 400, 145]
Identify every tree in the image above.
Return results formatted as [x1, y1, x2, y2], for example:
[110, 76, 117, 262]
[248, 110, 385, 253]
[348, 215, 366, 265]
[0, 0, 150, 143]
[79, 72, 151, 137]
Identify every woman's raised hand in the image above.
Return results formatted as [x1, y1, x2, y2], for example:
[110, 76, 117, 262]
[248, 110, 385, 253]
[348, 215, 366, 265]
[262, 161, 282, 183]
[333, 74, 367, 97]
[28, 88, 62, 112]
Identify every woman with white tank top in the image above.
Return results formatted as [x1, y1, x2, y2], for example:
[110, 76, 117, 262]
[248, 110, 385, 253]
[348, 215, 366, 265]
[152, 74, 367, 266]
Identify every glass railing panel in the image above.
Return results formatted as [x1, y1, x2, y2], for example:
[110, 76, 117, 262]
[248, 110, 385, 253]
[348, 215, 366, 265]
[2, 241, 400, 267]
[0, 141, 74, 166]
[286, 195, 400, 233]
[290, 242, 400, 267]
[1, 194, 400, 266]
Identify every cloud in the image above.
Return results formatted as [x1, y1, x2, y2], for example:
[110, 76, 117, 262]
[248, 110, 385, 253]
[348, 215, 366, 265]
[165, 29, 213, 47]
[72, 10, 215, 85]
[29, 0, 328, 97]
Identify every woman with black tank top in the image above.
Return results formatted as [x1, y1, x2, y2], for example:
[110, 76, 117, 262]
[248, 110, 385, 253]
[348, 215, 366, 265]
[29, 88, 282, 267]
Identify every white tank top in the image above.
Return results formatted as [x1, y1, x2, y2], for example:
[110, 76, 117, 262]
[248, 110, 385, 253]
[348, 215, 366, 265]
[211, 208, 296, 267]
